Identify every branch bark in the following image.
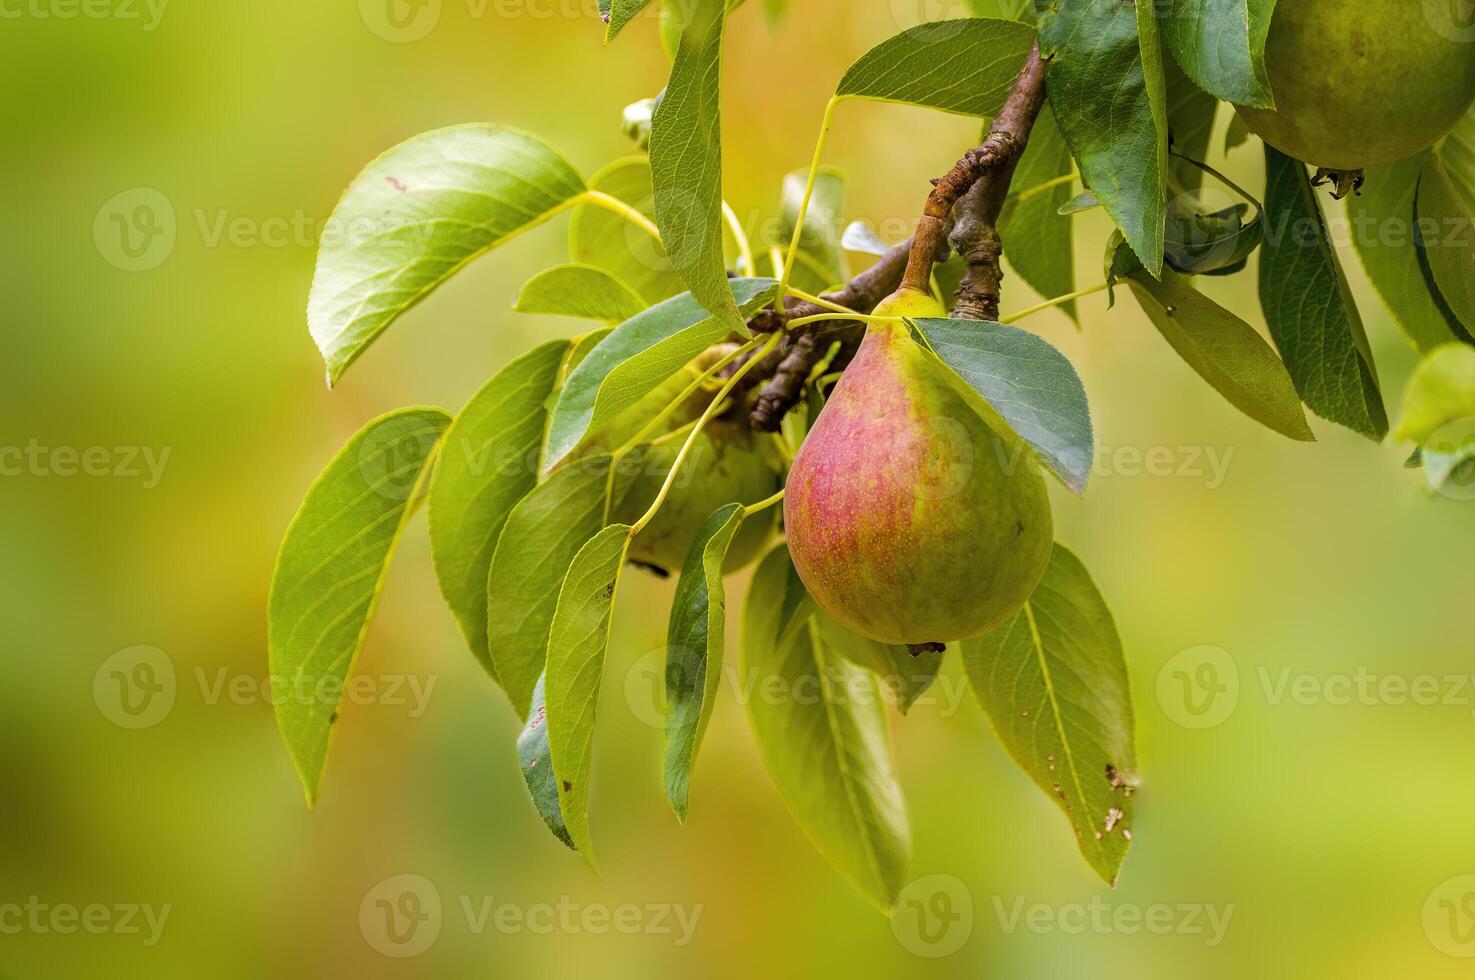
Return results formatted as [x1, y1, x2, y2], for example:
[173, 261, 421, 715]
[742, 41, 1051, 430]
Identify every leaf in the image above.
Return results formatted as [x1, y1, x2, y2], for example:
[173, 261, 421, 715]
[606, 0, 654, 41]
[518, 673, 573, 849]
[543, 277, 776, 466]
[1259, 147, 1387, 440]
[428, 341, 568, 683]
[545, 525, 632, 862]
[649, 0, 741, 327]
[269, 408, 451, 805]
[1161, 0, 1277, 108]
[908, 316, 1095, 494]
[1123, 262, 1313, 441]
[841, 220, 890, 257]
[487, 453, 640, 718]
[775, 167, 848, 286]
[961, 542, 1136, 885]
[1398, 343, 1475, 444]
[1037, 0, 1168, 275]
[569, 157, 687, 306]
[835, 18, 1038, 117]
[1165, 57, 1219, 193]
[998, 104, 1077, 323]
[742, 546, 909, 913]
[1056, 191, 1101, 215]
[307, 125, 585, 386]
[1417, 153, 1475, 339]
[664, 504, 745, 821]
[514, 264, 648, 323]
[816, 615, 944, 715]
[1351, 153, 1465, 353]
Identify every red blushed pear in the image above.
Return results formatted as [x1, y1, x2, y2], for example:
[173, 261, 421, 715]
[783, 287, 1053, 646]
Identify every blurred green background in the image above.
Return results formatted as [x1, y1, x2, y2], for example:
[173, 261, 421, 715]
[5, 1, 1475, 976]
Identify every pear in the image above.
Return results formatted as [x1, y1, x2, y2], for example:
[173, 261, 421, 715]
[783, 287, 1053, 645]
[1235, 0, 1475, 170]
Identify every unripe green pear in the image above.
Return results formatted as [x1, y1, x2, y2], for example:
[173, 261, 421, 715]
[1235, 0, 1475, 170]
[614, 420, 781, 574]
[783, 287, 1053, 645]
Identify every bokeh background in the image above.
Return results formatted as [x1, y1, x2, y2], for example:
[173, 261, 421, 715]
[5, 1, 1475, 976]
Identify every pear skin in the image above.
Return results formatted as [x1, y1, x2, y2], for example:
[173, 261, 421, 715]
[783, 288, 1053, 645]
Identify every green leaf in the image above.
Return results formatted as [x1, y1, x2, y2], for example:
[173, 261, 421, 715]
[569, 157, 688, 306]
[1259, 147, 1387, 440]
[543, 277, 776, 466]
[514, 264, 648, 323]
[545, 524, 632, 862]
[1161, 0, 1277, 108]
[775, 167, 848, 287]
[606, 0, 654, 41]
[487, 453, 639, 719]
[835, 18, 1038, 117]
[649, 0, 741, 327]
[816, 615, 944, 716]
[1398, 343, 1475, 444]
[664, 504, 745, 822]
[308, 125, 585, 386]
[1124, 263, 1313, 441]
[1351, 153, 1465, 353]
[518, 673, 573, 849]
[269, 408, 451, 805]
[1037, 0, 1168, 275]
[998, 104, 1077, 323]
[1417, 153, 1475, 339]
[909, 316, 1095, 494]
[429, 341, 569, 683]
[961, 542, 1136, 885]
[742, 546, 909, 913]
[1165, 57, 1219, 193]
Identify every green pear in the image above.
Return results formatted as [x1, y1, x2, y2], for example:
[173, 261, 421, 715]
[613, 420, 781, 574]
[783, 287, 1053, 645]
[1236, 0, 1475, 170]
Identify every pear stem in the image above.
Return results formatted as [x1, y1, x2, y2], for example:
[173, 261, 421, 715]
[776, 95, 841, 303]
[722, 200, 756, 277]
[580, 190, 662, 241]
[628, 332, 783, 538]
[742, 489, 785, 518]
[785, 311, 897, 332]
[999, 282, 1109, 324]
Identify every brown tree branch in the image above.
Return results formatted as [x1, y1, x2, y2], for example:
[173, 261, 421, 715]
[742, 41, 1051, 429]
[948, 41, 1049, 320]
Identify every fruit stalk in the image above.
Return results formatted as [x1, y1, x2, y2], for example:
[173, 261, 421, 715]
[743, 42, 1052, 431]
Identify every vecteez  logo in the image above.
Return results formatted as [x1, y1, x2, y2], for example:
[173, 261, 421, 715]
[93, 645, 176, 729]
[360, 0, 442, 42]
[360, 874, 443, 958]
[892, 875, 973, 957]
[1423, 0, 1475, 43]
[93, 188, 176, 273]
[1155, 645, 1239, 729]
[1425, 875, 1475, 957]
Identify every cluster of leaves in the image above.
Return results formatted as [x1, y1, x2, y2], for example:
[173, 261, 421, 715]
[268, 0, 1475, 912]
